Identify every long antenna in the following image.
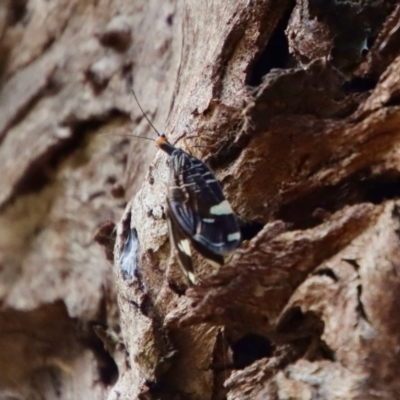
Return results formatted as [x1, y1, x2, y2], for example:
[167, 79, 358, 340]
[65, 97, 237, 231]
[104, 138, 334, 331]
[131, 88, 161, 136]
[100, 133, 155, 141]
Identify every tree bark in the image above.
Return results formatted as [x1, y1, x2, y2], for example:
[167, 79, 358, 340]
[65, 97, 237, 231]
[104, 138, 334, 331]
[1, 0, 400, 399]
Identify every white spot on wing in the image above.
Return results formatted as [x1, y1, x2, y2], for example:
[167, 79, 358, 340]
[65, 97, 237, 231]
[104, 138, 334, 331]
[210, 200, 233, 215]
[228, 232, 241, 241]
[169, 182, 196, 189]
[203, 218, 215, 223]
[178, 239, 191, 256]
[187, 271, 197, 284]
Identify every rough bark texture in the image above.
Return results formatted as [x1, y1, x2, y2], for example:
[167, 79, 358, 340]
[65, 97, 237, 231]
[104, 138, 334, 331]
[1, 0, 400, 399]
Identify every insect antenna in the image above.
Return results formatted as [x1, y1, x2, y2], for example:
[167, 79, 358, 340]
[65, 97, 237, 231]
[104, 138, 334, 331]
[100, 89, 162, 142]
[100, 133, 155, 141]
[131, 88, 161, 137]
[185, 135, 199, 140]
[190, 144, 214, 149]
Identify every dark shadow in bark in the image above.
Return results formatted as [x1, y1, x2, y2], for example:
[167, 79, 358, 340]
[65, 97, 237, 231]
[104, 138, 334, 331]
[277, 169, 400, 230]
[246, 1, 295, 86]
[231, 333, 274, 369]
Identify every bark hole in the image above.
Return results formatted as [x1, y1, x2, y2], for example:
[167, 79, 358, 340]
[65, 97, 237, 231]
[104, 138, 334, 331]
[231, 333, 274, 369]
[238, 219, 264, 241]
[246, 2, 295, 86]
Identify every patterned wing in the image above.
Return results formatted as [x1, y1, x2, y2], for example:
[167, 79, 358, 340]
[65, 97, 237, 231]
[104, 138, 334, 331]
[167, 149, 241, 256]
[166, 205, 197, 285]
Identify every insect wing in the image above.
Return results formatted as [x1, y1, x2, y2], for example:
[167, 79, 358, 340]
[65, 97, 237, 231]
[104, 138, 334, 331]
[166, 206, 197, 285]
[167, 149, 241, 256]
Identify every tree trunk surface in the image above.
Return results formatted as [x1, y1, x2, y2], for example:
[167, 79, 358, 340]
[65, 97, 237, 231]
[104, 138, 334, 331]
[1, 0, 400, 399]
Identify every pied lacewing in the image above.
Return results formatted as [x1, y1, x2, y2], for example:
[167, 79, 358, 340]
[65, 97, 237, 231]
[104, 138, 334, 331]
[131, 90, 241, 284]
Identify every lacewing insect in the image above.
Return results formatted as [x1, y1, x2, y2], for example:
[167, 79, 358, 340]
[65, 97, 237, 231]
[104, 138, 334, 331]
[131, 89, 241, 284]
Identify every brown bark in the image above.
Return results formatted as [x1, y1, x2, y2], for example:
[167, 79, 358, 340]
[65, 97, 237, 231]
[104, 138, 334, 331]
[1, 0, 400, 399]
